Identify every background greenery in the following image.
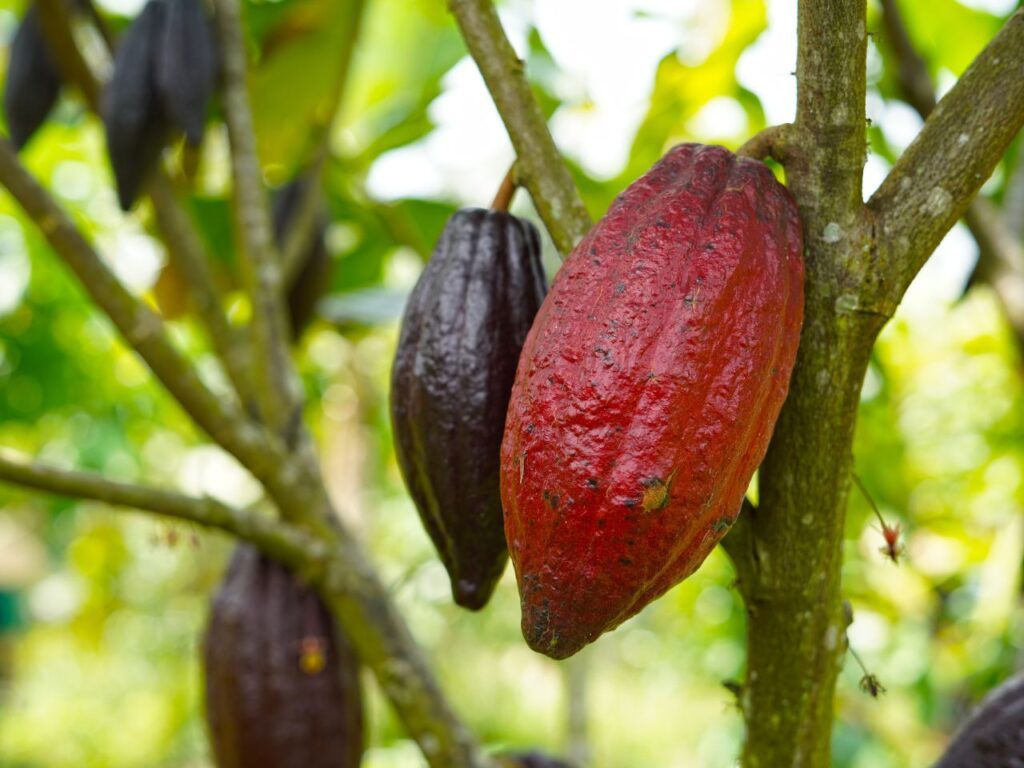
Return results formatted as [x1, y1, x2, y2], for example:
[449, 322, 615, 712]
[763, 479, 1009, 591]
[0, 0, 1022, 765]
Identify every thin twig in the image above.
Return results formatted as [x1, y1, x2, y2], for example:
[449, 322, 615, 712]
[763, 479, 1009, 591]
[1005, 150, 1024, 241]
[211, 0, 296, 433]
[34, 0, 101, 110]
[879, 0, 937, 117]
[448, 0, 591, 255]
[281, 151, 328, 287]
[963, 201, 1024, 345]
[719, 498, 758, 591]
[149, 175, 258, 409]
[0, 448, 315, 563]
[281, 0, 366, 287]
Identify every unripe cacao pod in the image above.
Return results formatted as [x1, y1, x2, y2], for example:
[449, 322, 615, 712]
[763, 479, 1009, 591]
[102, 0, 171, 211]
[155, 0, 217, 146]
[4, 7, 62, 149]
[203, 545, 364, 768]
[501, 143, 804, 658]
[391, 209, 546, 610]
[933, 673, 1024, 767]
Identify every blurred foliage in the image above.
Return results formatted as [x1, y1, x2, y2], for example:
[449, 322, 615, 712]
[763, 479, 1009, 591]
[0, 0, 1022, 766]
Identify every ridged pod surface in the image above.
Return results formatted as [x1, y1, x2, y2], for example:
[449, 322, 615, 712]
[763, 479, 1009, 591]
[203, 545, 364, 768]
[3, 7, 62, 149]
[501, 143, 804, 658]
[391, 209, 546, 610]
[933, 673, 1024, 767]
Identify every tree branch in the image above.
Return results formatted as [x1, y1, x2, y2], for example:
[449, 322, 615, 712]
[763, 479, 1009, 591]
[964, 200, 1024, 346]
[0, 448, 314, 563]
[12, 8, 497, 765]
[34, 0, 260, 411]
[1004, 144, 1024, 242]
[447, 0, 591, 255]
[34, 0, 101, 111]
[869, 10, 1024, 297]
[3, 133, 497, 768]
[0, 440, 491, 767]
[880, 0, 1024, 346]
[0, 140, 312, 518]
[149, 175, 258, 409]
[879, 0, 936, 117]
[281, 0, 366, 287]
[211, 0, 297, 433]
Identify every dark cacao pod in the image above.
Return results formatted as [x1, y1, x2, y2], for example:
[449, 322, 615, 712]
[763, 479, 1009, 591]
[4, 7, 62, 149]
[391, 209, 546, 610]
[501, 143, 804, 658]
[271, 177, 331, 339]
[203, 545, 364, 768]
[102, 0, 171, 211]
[499, 751, 576, 768]
[155, 0, 217, 146]
[933, 674, 1024, 767]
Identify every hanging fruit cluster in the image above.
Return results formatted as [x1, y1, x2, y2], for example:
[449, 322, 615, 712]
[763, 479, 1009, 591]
[103, 0, 217, 209]
[2, 0, 217, 209]
[391, 144, 804, 659]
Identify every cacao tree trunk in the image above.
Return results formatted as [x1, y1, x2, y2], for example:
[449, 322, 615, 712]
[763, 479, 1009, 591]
[738, 2, 885, 765]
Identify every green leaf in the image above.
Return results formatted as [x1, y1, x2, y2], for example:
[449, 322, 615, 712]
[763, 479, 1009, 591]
[624, 0, 767, 180]
[249, 0, 363, 174]
[341, 0, 463, 164]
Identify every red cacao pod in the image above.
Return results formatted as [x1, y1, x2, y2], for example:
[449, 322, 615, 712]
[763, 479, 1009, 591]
[391, 209, 546, 609]
[202, 545, 364, 768]
[501, 143, 804, 658]
[933, 673, 1024, 767]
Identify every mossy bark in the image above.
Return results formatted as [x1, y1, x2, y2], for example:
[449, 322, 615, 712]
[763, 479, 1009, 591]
[738, 5, 1024, 767]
